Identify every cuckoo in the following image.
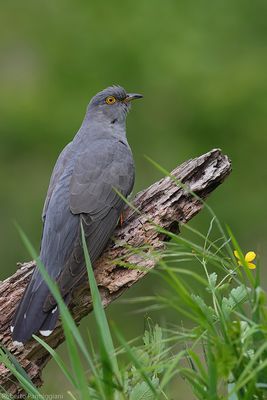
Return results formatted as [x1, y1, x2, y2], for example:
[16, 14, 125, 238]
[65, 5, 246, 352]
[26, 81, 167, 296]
[11, 85, 142, 344]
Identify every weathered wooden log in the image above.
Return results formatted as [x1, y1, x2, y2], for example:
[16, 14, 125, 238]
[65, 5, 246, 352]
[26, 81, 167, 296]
[0, 148, 231, 395]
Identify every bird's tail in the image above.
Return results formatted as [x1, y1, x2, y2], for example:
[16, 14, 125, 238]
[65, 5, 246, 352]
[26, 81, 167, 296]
[11, 275, 71, 344]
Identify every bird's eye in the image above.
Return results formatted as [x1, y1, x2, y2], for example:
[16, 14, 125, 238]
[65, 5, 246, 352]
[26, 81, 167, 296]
[105, 96, 117, 105]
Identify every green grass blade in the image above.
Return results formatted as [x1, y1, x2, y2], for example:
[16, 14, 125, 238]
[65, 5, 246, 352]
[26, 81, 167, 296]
[0, 348, 44, 398]
[81, 222, 122, 394]
[16, 224, 93, 365]
[33, 335, 78, 388]
[0, 345, 33, 385]
[15, 224, 106, 399]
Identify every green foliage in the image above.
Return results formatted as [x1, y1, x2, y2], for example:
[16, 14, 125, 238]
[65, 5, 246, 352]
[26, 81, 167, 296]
[1, 201, 267, 399]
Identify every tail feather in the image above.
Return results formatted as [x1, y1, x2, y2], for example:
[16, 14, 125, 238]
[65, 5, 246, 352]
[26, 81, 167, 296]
[39, 306, 59, 337]
[12, 281, 72, 343]
[12, 281, 51, 343]
[38, 293, 71, 336]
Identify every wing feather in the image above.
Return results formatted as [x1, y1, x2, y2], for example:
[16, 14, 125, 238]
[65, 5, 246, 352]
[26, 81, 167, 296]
[43, 139, 134, 310]
[13, 136, 135, 340]
[42, 142, 73, 221]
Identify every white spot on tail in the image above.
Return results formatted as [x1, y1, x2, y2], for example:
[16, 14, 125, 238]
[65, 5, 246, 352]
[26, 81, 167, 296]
[52, 306, 57, 314]
[24, 313, 27, 320]
[39, 330, 53, 337]
[13, 341, 23, 347]
[10, 326, 14, 333]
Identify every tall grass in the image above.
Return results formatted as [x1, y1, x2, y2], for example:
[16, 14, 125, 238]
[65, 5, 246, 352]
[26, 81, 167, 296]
[1, 209, 267, 399]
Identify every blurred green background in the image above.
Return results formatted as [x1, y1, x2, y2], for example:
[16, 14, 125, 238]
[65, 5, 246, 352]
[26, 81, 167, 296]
[1, 0, 267, 397]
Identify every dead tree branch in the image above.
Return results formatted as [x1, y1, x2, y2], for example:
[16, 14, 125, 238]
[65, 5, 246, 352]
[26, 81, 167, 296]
[0, 148, 231, 395]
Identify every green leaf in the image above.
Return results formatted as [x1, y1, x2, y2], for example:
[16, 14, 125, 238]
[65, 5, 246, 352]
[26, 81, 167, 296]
[191, 294, 216, 323]
[222, 285, 248, 316]
[209, 272, 218, 289]
[113, 326, 158, 398]
[130, 378, 159, 400]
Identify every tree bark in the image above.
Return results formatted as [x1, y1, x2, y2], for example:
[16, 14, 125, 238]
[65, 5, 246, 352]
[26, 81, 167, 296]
[0, 149, 231, 395]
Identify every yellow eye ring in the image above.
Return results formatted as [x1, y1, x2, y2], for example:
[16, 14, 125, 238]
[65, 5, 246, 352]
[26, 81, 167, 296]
[105, 96, 116, 105]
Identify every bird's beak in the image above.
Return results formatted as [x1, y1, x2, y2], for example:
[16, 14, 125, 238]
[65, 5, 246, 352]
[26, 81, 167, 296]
[124, 93, 143, 103]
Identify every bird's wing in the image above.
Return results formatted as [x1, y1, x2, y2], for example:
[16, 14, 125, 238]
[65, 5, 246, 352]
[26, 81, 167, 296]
[43, 139, 135, 310]
[12, 167, 79, 342]
[12, 138, 134, 341]
[42, 141, 73, 221]
[69, 139, 135, 216]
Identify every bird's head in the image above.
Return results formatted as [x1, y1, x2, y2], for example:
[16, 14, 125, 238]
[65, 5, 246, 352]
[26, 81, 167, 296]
[87, 85, 143, 124]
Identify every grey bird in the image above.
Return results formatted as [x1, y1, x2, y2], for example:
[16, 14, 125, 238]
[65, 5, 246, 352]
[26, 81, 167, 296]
[11, 85, 142, 344]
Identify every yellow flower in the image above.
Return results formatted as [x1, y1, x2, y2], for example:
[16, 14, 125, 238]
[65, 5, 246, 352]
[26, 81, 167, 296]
[234, 250, 256, 270]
